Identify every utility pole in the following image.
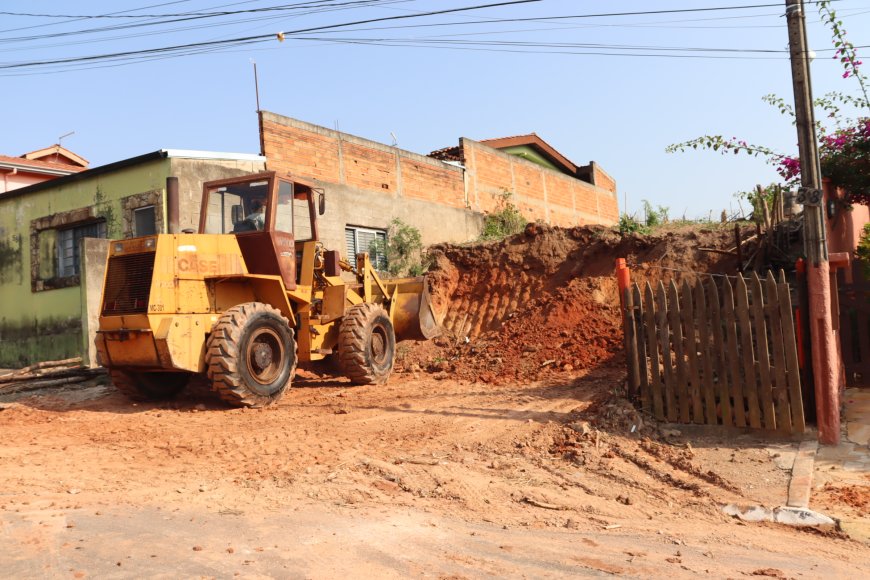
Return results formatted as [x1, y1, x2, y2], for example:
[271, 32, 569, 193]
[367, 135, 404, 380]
[786, 0, 839, 444]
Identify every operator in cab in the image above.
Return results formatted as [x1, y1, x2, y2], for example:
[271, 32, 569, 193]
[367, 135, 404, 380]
[246, 198, 266, 230]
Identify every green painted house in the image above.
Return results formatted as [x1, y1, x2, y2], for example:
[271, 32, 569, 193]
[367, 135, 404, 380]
[0, 149, 265, 368]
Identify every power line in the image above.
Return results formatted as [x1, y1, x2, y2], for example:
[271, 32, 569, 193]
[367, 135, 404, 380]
[0, 0, 375, 19]
[0, 0, 406, 44]
[0, 0, 198, 36]
[0, 0, 860, 74]
[0, 0, 416, 52]
[0, 0, 542, 68]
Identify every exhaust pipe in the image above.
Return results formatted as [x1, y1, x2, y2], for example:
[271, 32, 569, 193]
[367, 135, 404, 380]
[166, 176, 180, 234]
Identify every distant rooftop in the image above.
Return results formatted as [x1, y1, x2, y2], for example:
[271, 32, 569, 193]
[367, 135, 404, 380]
[0, 144, 89, 176]
[430, 133, 581, 177]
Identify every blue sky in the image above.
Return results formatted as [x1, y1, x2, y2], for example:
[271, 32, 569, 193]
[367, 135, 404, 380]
[1, 0, 868, 219]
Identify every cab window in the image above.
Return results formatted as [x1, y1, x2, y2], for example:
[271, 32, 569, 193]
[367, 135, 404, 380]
[275, 180, 314, 241]
[203, 179, 270, 234]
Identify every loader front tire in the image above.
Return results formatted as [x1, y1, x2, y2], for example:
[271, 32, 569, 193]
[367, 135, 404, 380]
[338, 303, 396, 385]
[109, 369, 189, 401]
[205, 302, 296, 408]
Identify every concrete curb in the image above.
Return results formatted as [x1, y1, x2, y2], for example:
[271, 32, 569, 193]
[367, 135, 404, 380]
[722, 504, 836, 527]
[787, 439, 819, 508]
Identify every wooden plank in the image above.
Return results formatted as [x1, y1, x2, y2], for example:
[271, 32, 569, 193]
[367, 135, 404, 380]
[750, 272, 776, 430]
[668, 280, 691, 423]
[623, 287, 641, 401]
[644, 283, 665, 421]
[657, 281, 678, 422]
[722, 277, 746, 427]
[778, 270, 806, 433]
[682, 280, 704, 423]
[632, 285, 650, 412]
[766, 272, 793, 434]
[735, 274, 762, 429]
[695, 279, 718, 425]
[706, 278, 732, 427]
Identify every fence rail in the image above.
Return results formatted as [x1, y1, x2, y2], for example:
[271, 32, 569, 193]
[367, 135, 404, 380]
[623, 270, 805, 434]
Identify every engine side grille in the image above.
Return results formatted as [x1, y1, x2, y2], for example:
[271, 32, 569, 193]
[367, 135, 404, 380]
[101, 252, 156, 316]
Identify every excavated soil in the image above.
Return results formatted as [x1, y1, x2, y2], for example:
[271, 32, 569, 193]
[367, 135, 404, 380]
[821, 481, 870, 518]
[400, 223, 748, 385]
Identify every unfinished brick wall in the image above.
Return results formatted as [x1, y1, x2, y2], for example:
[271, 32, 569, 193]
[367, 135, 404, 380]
[592, 163, 617, 195]
[259, 112, 619, 249]
[461, 139, 619, 227]
[260, 112, 466, 209]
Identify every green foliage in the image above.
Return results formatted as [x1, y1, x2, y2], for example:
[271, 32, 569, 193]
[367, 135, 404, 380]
[858, 224, 870, 277]
[368, 219, 430, 277]
[818, 0, 870, 110]
[734, 184, 780, 224]
[667, 4, 870, 195]
[93, 186, 119, 238]
[642, 199, 670, 227]
[479, 190, 528, 241]
[618, 213, 648, 235]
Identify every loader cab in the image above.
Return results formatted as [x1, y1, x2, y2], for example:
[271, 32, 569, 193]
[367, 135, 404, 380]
[199, 172, 324, 291]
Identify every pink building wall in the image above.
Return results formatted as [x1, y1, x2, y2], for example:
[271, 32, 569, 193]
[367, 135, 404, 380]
[0, 170, 49, 193]
[824, 179, 870, 256]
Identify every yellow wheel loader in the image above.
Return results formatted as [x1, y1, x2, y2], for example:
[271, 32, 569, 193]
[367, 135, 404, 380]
[95, 172, 440, 407]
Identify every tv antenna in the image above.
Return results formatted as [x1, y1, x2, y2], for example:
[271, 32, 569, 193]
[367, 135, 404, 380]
[58, 131, 75, 147]
[390, 132, 398, 147]
[251, 59, 261, 112]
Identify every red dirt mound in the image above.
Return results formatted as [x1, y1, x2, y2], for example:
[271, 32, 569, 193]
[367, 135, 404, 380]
[399, 223, 748, 384]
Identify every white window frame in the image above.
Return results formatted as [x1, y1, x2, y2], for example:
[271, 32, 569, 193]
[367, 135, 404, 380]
[345, 226, 387, 270]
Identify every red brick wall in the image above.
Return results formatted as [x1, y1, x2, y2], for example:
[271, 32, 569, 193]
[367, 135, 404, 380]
[592, 163, 617, 195]
[260, 113, 465, 209]
[259, 113, 618, 232]
[462, 139, 618, 227]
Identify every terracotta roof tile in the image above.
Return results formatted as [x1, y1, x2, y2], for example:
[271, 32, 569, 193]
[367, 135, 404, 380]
[428, 145, 462, 162]
[0, 154, 86, 173]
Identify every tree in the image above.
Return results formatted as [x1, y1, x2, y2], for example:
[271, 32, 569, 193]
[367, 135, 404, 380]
[666, 2, 870, 204]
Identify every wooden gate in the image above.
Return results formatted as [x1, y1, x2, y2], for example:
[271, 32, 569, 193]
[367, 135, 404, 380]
[839, 259, 870, 386]
[622, 271, 805, 434]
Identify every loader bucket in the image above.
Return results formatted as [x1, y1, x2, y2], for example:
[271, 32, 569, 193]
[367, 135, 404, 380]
[389, 276, 442, 342]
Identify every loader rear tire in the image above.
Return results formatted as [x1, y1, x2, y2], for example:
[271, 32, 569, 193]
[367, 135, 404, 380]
[205, 302, 297, 408]
[338, 303, 395, 385]
[109, 369, 189, 401]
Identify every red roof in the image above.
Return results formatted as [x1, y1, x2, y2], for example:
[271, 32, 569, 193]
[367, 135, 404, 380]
[0, 154, 86, 174]
[20, 145, 89, 168]
[429, 133, 579, 176]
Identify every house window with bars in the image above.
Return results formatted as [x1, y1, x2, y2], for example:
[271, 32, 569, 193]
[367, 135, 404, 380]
[133, 205, 157, 237]
[345, 226, 387, 270]
[56, 220, 107, 278]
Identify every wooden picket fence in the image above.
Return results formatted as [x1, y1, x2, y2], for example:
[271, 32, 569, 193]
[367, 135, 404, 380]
[622, 271, 806, 434]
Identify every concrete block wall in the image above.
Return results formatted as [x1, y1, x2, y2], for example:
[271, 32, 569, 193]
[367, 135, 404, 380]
[170, 158, 266, 233]
[80, 238, 110, 367]
[461, 138, 619, 227]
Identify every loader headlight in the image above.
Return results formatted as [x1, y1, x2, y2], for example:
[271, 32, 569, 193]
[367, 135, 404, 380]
[144, 238, 156, 248]
[114, 242, 124, 253]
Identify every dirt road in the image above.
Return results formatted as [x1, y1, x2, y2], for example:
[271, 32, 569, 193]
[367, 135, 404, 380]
[2, 370, 867, 578]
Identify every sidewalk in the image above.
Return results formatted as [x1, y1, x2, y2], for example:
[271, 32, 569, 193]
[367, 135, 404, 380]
[814, 387, 870, 541]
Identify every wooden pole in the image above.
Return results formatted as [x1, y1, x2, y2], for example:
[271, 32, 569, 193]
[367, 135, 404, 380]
[734, 224, 743, 273]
